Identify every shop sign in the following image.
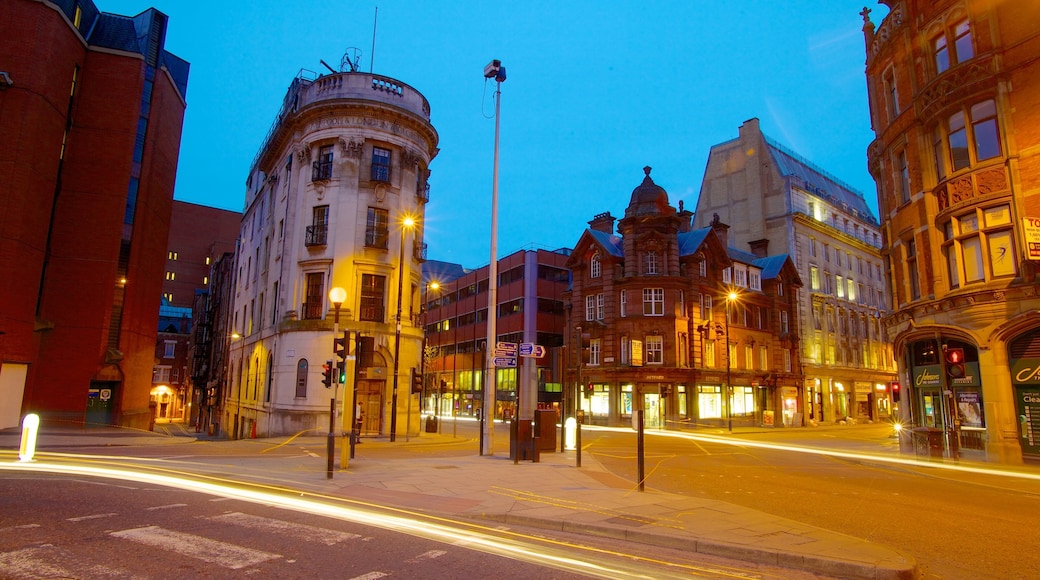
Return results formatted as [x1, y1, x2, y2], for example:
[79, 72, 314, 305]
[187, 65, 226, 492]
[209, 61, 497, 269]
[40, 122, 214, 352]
[630, 340, 644, 367]
[914, 365, 942, 387]
[1023, 217, 1040, 260]
[1011, 358, 1040, 384]
[781, 387, 798, 398]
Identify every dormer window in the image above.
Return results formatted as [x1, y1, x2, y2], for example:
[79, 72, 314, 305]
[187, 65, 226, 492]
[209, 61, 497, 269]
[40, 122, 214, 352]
[645, 251, 658, 275]
[590, 252, 601, 278]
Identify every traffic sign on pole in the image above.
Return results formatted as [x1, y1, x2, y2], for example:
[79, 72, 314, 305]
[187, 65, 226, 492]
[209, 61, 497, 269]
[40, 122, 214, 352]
[519, 343, 546, 358]
[492, 356, 517, 368]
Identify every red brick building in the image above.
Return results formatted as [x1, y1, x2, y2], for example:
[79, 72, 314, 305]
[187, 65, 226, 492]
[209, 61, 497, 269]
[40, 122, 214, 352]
[565, 168, 803, 429]
[0, 1, 188, 429]
[163, 201, 241, 308]
[864, 1, 1040, 463]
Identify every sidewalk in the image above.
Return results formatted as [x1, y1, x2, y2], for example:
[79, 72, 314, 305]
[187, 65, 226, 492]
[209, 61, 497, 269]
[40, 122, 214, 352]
[0, 422, 918, 579]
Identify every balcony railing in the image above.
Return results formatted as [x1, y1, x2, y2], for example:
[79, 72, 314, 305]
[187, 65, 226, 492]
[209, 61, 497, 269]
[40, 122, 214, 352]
[417, 182, 430, 203]
[414, 242, 428, 262]
[365, 230, 388, 249]
[302, 301, 323, 320]
[312, 161, 332, 181]
[371, 164, 390, 183]
[305, 224, 328, 246]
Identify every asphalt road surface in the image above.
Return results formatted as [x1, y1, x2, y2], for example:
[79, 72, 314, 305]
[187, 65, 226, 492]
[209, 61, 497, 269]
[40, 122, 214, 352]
[582, 425, 1040, 580]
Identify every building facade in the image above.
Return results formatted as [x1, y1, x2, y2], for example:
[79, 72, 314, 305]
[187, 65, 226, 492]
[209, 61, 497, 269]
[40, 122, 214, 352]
[422, 249, 571, 422]
[225, 64, 438, 439]
[694, 120, 898, 426]
[0, 1, 188, 430]
[565, 168, 803, 429]
[162, 201, 240, 308]
[863, 1, 1040, 463]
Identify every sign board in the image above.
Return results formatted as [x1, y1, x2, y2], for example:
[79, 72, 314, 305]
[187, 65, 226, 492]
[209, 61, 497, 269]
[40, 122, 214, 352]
[492, 356, 517, 368]
[1024, 217, 1040, 260]
[519, 343, 546, 357]
[494, 341, 518, 356]
[630, 339, 644, 367]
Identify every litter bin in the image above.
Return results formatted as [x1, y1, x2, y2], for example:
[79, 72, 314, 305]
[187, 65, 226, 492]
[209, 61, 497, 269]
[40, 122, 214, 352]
[911, 427, 944, 459]
[534, 409, 558, 451]
[509, 419, 534, 460]
[424, 415, 438, 433]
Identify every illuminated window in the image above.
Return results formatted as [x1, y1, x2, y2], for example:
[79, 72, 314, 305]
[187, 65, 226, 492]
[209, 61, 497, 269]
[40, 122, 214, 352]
[620, 290, 627, 318]
[589, 339, 601, 366]
[642, 288, 664, 316]
[168, 251, 178, 260]
[645, 335, 663, 364]
[942, 203, 1016, 286]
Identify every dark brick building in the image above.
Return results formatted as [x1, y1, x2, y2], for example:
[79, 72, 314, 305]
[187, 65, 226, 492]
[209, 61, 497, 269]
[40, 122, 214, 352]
[0, 1, 188, 429]
[565, 168, 803, 429]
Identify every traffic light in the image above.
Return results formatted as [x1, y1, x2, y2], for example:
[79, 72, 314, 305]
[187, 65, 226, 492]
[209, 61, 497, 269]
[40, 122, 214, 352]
[945, 347, 965, 380]
[891, 381, 901, 402]
[411, 368, 423, 394]
[321, 360, 334, 388]
[440, 379, 448, 393]
[585, 382, 594, 398]
[334, 331, 349, 383]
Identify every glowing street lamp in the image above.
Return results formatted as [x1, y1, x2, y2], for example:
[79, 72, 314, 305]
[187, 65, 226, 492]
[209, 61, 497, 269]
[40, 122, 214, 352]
[725, 290, 739, 432]
[391, 216, 416, 442]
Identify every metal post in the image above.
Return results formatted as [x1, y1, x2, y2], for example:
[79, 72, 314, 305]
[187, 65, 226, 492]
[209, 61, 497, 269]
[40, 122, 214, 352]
[327, 302, 341, 479]
[349, 331, 361, 459]
[391, 221, 409, 442]
[636, 409, 645, 492]
[726, 298, 733, 432]
[482, 60, 505, 456]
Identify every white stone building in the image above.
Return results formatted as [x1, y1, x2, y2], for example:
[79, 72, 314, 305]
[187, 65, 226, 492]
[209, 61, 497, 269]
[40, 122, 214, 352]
[225, 67, 438, 439]
[694, 119, 897, 424]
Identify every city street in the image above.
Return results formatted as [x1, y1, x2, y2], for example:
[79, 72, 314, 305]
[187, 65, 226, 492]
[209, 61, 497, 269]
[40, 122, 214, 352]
[581, 423, 1040, 580]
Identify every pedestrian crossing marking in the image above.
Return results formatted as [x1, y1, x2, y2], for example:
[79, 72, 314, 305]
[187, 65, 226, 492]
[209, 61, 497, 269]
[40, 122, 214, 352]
[110, 525, 281, 569]
[145, 503, 188, 511]
[207, 512, 361, 546]
[67, 513, 117, 522]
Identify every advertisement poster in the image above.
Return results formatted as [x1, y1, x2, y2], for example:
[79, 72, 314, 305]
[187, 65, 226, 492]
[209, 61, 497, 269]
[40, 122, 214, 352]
[956, 390, 983, 428]
[1016, 387, 1040, 456]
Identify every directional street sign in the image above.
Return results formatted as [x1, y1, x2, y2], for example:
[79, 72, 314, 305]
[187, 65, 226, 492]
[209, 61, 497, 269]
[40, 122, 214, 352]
[519, 343, 546, 358]
[492, 356, 517, 368]
[494, 341, 518, 356]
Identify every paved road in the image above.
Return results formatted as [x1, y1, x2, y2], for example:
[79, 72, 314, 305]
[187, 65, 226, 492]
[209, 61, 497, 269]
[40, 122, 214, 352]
[0, 472, 597, 579]
[583, 424, 1040, 580]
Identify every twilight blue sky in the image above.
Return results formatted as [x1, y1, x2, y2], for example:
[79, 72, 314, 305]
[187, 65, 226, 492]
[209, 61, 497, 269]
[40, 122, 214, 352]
[104, 0, 888, 269]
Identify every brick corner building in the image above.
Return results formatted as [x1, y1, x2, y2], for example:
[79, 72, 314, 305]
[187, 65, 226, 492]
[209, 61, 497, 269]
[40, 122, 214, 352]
[0, 0, 189, 430]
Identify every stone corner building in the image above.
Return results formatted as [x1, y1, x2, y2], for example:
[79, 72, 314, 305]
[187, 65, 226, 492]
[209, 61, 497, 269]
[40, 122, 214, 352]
[225, 65, 438, 439]
[863, 0, 1040, 463]
[564, 168, 803, 429]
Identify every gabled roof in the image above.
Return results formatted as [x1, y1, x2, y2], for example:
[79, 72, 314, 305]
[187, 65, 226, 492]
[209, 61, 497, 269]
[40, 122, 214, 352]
[752, 255, 790, 280]
[677, 228, 710, 256]
[587, 229, 623, 258]
[763, 136, 878, 225]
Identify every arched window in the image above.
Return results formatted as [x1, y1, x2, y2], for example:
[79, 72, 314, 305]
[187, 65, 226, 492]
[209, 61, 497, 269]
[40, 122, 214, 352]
[590, 252, 601, 278]
[295, 359, 308, 398]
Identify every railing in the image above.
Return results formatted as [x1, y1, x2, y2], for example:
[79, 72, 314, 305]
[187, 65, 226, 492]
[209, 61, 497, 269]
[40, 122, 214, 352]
[302, 301, 323, 320]
[364, 231, 388, 249]
[370, 164, 390, 183]
[312, 161, 332, 181]
[417, 182, 430, 203]
[414, 242, 428, 262]
[305, 224, 328, 246]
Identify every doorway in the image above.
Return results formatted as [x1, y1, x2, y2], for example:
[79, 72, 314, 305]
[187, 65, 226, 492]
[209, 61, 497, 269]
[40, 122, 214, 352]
[357, 379, 384, 435]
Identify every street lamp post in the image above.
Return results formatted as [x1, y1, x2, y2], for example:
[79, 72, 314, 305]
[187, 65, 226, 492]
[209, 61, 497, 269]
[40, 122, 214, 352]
[391, 216, 415, 442]
[482, 59, 506, 456]
[420, 281, 439, 422]
[327, 286, 346, 479]
[725, 291, 738, 432]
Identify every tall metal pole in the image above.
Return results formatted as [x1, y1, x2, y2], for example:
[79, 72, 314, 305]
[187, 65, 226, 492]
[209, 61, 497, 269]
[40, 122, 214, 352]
[391, 220, 410, 442]
[726, 297, 733, 432]
[482, 61, 505, 456]
[327, 301, 341, 479]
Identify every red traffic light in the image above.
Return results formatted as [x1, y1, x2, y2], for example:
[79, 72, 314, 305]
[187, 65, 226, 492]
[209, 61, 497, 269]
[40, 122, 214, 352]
[946, 348, 964, 364]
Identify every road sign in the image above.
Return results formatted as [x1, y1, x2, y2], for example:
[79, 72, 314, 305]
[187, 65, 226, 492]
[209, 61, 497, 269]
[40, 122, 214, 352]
[495, 341, 518, 355]
[492, 356, 517, 368]
[519, 343, 546, 358]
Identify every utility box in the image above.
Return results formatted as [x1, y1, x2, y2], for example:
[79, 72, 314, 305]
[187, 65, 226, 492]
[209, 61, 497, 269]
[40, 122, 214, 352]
[912, 427, 944, 459]
[534, 409, 558, 452]
[510, 419, 534, 461]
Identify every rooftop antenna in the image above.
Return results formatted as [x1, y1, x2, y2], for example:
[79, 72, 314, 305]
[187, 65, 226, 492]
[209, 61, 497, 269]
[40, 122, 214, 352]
[370, 6, 378, 73]
[340, 47, 362, 73]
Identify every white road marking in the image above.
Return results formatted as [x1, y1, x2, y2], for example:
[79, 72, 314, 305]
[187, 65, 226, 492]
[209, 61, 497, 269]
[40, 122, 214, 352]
[207, 512, 360, 546]
[145, 503, 188, 511]
[67, 513, 118, 522]
[110, 525, 281, 569]
[408, 549, 447, 562]
[0, 524, 40, 532]
[0, 545, 135, 579]
[347, 573, 388, 580]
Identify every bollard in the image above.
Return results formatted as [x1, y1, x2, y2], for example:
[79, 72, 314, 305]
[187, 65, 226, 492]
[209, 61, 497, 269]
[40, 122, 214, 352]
[19, 413, 41, 462]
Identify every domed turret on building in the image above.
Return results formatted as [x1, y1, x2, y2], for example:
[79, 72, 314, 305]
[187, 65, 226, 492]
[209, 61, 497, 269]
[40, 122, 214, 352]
[625, 166, 674, 217]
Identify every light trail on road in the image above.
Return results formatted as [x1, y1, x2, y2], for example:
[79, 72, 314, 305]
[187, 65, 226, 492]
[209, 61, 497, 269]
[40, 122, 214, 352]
[582, 425, 1040, 482]
[0, 456, 773, 580]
